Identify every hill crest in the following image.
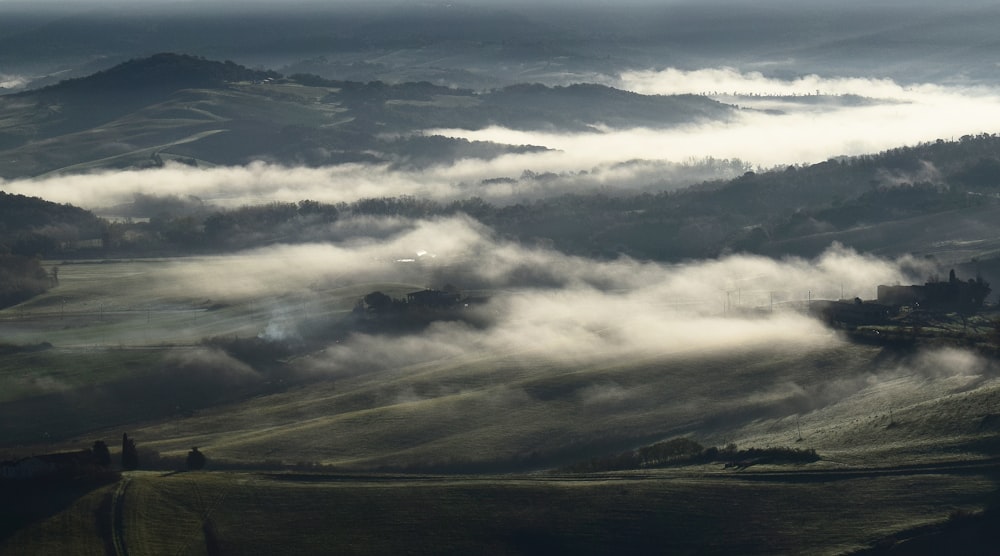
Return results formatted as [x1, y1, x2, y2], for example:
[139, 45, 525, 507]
[27, 53, 280, 98]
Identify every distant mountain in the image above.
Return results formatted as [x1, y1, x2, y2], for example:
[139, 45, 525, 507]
[0, 54, 735, 178]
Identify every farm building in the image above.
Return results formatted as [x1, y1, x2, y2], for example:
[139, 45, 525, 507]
[877, 269, 991, 311]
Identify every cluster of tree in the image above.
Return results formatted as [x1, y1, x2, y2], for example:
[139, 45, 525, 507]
[17, 133, 1000, 266]
[0, 192, 105, 257]
[91, 441, 112, 467]
[0, 252, 53, 309]
[360, 286, 467, 313]
[186, 447, 206, 470]
[89, 435, 207, 472]
[563, 438, 820, 472]
[156, 136, 1000, 259]
[351, 286, 484, 333]
[121, 433, 139, 470]
[202, 200, 339, 249]
[0, 192, 101, 307]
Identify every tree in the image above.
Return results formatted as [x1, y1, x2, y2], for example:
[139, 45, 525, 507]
[363, 291, 393, 313]
[92, 440, 112, 467]
[121, 433, 139, 470]
[186, 447, 207, 470]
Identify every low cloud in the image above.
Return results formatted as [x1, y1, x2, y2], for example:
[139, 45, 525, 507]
[124, 216, 923, 379]
[145, 217, 919, 305]
[0, 156, 746, 212]
[617, 67, 925, 98]
[875, 160, 945, 189]
[0, 74, 28, 90]
[7, 68, 1000, 211]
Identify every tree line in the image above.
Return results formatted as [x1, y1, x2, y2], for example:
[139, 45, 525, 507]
[7, 133, 1000, 268]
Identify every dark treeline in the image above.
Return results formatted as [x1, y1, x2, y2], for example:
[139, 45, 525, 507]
[0, 253, 51, 309]
[0, 192, 104, 308]
[7, 133, 1000, 267]
[99, 133, 1000, 262]
[0, 191, 104, 255]
[562, 437, 820, 473]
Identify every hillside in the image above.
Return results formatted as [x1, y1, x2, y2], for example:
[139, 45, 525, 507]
[0, 53, 735, 178]
[5, 469, 997, 556]
[72, 135, 1000, 284]
[5, 4, 1000, 554]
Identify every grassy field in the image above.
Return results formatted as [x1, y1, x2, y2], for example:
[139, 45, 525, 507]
[2, 256, 1000, 553]
[3, 258, 999, 469]
[0, 81, 349, 178]
[2, 468, 996, 556]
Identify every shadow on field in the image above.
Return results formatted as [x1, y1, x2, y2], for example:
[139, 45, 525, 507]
[852, 468, 1000, 555]
[0, 474, 118, 544]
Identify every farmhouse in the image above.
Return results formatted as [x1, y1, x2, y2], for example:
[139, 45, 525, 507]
[877, 269, 991, 311]
[406, 289, 461, 309]
[811, 298, 893, 325]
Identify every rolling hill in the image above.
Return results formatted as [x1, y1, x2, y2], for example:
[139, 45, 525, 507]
[0, 53, 735, 178]
[3, 45, 1000, 556]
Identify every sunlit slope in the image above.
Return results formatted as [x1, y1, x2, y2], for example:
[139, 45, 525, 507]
[0, 82, 348, 178]
[3, 253, 999, 472]
[128, 342, 844, 468]
[124, 338, 1000, 471]
[0, 53, 736, 178]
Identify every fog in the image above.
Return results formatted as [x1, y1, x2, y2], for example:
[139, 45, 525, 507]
[149, 216, 917, 302]
[0, 73, 27, 90]
[0, 157, 747, 211]
[442, 71, 1000, 168]
[137, 217, 923, 372]
[105, 215, 999, 467]
[4, 68, 999, 211]
[94, 215, 946, 452]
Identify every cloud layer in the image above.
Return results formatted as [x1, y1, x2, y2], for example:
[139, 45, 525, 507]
[134, 217, 923, 372]
[4, 68, 999, 211]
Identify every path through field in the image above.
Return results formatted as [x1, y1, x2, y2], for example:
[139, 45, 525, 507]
[110, 476, 131, 556]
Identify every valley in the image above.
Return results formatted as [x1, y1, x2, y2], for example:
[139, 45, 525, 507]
[4, 2, 1000, 553]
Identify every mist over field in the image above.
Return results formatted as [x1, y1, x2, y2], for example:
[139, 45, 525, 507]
[0, 157, 748, 210]
[5, 3, 1000, 553]
[142, 217, 923, 367]
[4, 68, 1000, 211]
